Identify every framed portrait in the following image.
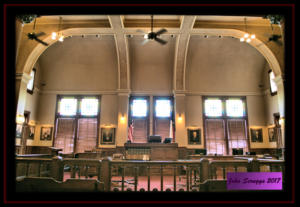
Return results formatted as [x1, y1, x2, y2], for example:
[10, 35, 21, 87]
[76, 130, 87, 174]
[187, 129, 201, 145]
[28, 126, 35, 140]
[40, 127, 53, 141]
[268, 127, 276, 142]
[250, 128, 263, 143]
[16, 124, 23, 138]
[101, 127, 115, 145]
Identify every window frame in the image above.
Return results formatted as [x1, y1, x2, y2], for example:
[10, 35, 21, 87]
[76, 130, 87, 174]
[27, 68, 36, 94]
[54, 94, 101, 153]
[268, 70, 278, 96]
[202, 96, 250, 155]
[128, 96, 150, 142]
[153, 96, 174, 139]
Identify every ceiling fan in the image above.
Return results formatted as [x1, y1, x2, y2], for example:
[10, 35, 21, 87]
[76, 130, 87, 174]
[27, 17, 49, 46]
[137, 15, 168, 45]
[264, 18, 283, 46]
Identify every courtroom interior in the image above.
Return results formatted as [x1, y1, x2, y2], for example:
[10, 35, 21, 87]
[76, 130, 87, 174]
[14, 14, 286, 193]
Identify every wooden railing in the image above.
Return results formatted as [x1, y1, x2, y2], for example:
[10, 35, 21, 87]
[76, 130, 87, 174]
[16, 156, 285, 192]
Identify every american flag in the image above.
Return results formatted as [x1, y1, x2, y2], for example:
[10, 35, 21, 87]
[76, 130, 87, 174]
[128, 120, 134, 142]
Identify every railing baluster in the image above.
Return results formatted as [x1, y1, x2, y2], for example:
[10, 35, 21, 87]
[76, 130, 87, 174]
[234, 165, 238, 172]
[270, 164, 274, 172]
[147, 166, 151, 192]
[134, 166, 138, 192]
[160, 165, 163, 192]
[173, 165, 177, 192]
[223, 166, 226, 180]
[199, 164, 201, 192]
[85, 165, 89, 178]
[98, 165, 101, 181]
[37, 162, 41, 177]
[71, 165, 76, 178]
[121, 165, 125, 192]
[186, 166, 189, 192]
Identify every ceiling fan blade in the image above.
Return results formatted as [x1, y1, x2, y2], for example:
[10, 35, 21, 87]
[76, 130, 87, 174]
[275, 40, 283, 46]
[141, 38, 149, 45]
[34, 38, 49, 46]
[155, 28, 167, 36]
[154, 37, 167, 45]
[35, 32, 46, 37]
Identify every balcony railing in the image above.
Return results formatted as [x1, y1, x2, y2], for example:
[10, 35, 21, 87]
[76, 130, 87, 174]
[16, 155, 285, 192]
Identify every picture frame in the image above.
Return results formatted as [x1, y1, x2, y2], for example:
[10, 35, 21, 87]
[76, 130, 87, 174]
[16, 124, 23, 138]
[28, 126, 35, 140]
[250, 128, 263, 143]
[187, 129, 201, 145]
[40, 127, 53, 141]
[100, 127, 115, 145]
[268, 127, 276, 142]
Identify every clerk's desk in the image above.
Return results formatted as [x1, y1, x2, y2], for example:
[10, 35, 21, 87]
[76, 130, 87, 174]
[124, 143, 178, 161]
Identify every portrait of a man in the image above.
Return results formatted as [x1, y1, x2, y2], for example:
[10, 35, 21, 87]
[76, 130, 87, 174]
[40, 127, 52, 141]
[250, 128, 263, 142]
[188, 129, 201, 144]
[268, 127, 276, 142]
[101, 128, 115, 144]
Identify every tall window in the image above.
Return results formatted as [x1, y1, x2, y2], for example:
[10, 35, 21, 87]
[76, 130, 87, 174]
[129, 97, 149, 143]
[153, 97, 174, 142]
[27, 68, 36, 94]
[54, 95, 100, 153]
[204, 97, 248, 155]
[268, 70, 278, 96]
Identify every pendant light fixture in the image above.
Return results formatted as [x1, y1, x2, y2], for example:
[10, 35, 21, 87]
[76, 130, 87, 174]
[52, 16, 64, 42]
[240, 17, 256, 43]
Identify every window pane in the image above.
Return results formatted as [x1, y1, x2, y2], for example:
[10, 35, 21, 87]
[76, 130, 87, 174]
[27, 70, 35, 91]
[155, 100, 171, 117]
[132, 99, 147, 117]
[60, 98, 77, 116]
[269, 71, 278, 93]
[205, 99, 222, 117]
[81, 98, 98, 116]
[226, 99, 244, 117]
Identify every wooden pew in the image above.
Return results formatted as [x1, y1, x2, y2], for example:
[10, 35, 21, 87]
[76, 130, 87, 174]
[16, 177, 104, 192]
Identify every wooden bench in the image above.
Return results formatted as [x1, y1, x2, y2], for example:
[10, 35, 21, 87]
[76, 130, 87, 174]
[16, 177, 104, 192]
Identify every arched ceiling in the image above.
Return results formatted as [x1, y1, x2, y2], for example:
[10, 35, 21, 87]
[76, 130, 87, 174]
[17, 15, 284, 94]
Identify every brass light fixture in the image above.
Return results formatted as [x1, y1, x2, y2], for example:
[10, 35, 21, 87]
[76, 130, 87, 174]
[240, 17, 256, 43]
[52, 16, 64, 42]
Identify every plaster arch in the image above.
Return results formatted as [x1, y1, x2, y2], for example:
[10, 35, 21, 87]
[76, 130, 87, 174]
[21, 28, 120, 86]
[181, 28, 283, 91]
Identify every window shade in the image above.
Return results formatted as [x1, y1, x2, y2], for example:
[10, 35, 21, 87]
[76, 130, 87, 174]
[76, 118, 97, 153]
[205, 119, 226, 155]
[132, 118, 148, 143]
[154, 119, 170, 141]
[54, 118, 75, 153]
[227, 119, 248, 155]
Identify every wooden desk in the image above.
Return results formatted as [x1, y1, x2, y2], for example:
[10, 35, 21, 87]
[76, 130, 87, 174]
[124, 143, 178, 161]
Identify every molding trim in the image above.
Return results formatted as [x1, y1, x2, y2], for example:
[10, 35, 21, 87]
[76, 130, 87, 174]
[40, 90, 118, 95]
[186, 91, 264, 96]
[16, 73, 31, 84]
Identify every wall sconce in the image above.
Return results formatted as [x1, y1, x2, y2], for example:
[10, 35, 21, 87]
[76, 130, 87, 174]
[16, 114, 25, 124]
[178, 114, 182, 122]
[279, 118, 284, 125]
[120, 114, 126, 123]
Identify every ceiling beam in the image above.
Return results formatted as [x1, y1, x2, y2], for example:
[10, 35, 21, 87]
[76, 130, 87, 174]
[173, 16, 196, 91]
[108, 15, 130, 90]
